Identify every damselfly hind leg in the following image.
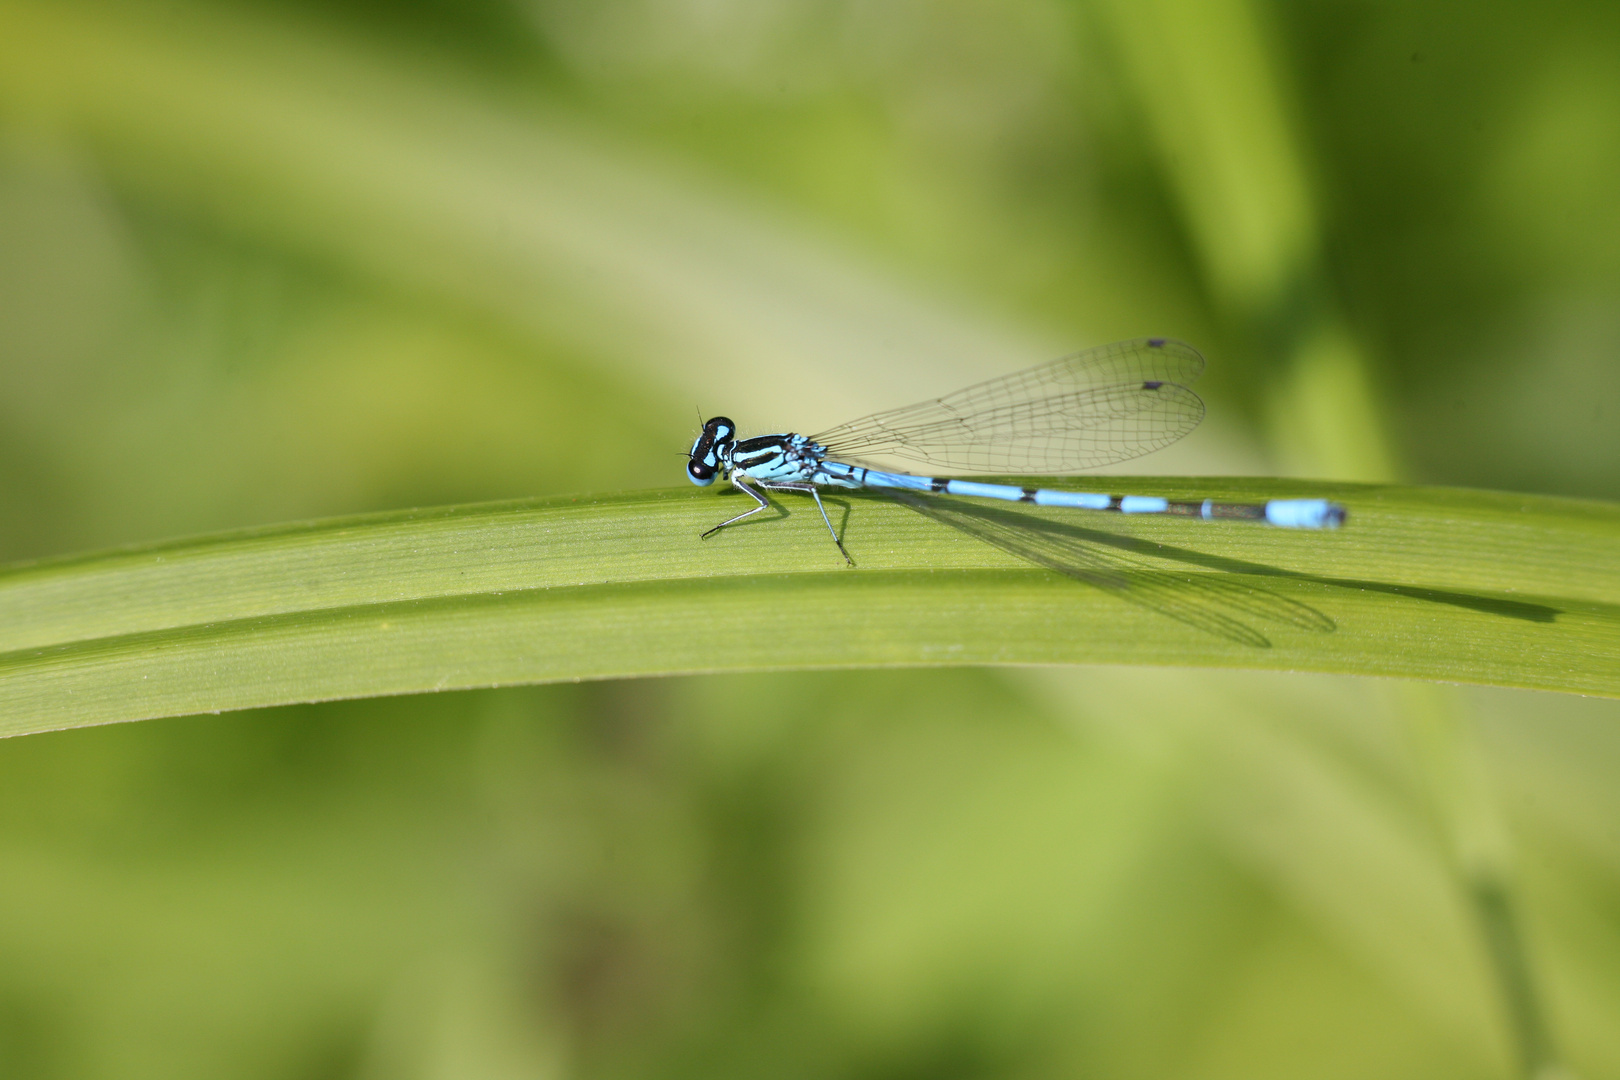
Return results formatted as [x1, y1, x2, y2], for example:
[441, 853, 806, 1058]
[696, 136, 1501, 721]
[764, 481, 853, 566]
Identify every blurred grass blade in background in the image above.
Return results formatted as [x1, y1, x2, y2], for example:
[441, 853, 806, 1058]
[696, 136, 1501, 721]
[0, 0, 1060, 441]
[1092, 0, 1399, 480]
[0, 479, 1615, 736]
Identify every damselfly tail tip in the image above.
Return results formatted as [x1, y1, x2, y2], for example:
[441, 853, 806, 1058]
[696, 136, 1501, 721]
[1264, 498, 1348, 530]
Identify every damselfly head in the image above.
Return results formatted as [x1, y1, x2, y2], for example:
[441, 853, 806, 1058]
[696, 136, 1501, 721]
[686, 416, 736, 486]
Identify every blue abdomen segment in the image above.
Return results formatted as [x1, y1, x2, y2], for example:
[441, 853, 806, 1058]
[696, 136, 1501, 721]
[1263, 498, 1347, 529]
[1031, 489, 1113, 510]
[851, 470, 930, 491]
[942, 480, 1028, 500]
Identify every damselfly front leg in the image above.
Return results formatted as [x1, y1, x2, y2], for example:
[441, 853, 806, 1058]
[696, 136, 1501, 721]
[700, 475, 774, 539]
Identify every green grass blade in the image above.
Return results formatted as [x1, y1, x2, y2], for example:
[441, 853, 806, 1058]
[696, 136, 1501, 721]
[1, 479, 1615, 736]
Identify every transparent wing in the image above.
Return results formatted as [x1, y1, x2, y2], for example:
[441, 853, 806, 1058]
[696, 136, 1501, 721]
[812, 338, 1206, 474]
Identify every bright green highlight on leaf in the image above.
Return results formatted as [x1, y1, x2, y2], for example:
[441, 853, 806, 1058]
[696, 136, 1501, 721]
[1, 478, 1614, 736]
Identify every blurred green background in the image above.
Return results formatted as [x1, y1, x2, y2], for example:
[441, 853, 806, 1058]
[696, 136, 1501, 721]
[1, 0, 1618, 1077]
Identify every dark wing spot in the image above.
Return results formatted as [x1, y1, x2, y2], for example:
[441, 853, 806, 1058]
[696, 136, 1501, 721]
[1142, 380, 1163, 390]
[1147, 338, 1166, 347]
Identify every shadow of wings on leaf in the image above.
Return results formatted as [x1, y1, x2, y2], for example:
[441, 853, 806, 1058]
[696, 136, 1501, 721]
[884, 491, 1335, 648]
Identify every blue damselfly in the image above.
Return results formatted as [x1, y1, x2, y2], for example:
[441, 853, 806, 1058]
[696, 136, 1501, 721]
[686, 338, 1345, 565]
